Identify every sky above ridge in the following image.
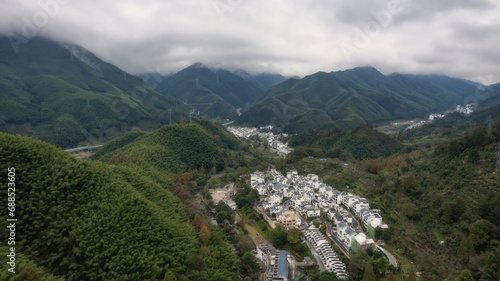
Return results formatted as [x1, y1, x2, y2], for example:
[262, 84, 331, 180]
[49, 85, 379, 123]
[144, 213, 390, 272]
[1, 0, 499, 84]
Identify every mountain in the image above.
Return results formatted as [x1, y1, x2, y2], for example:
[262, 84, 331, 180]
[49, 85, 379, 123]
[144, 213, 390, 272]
[286, 125, 404, 160]
[398, 83, 500, 144]
[478, 82, 500, 110]
[0, 120, 250, 280]
[0, 37, 191, 148]
[235, 67, 481, 133]
[91, 119, 243, 175]
[277, 119, 500, 280]
[232, 70, 288, 91]
[154, 63, 263, 120]
[0, 132, 199, 280]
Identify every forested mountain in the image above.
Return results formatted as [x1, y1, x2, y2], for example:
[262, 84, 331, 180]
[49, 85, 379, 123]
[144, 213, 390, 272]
[0, 37, 191, 148]
[154, 63, 263, 120]
[235, 67, 482, 133]
[361, 120, 500, 280]
[286, 125, 404, 161]
[232, 70, 288, 91]
[278, 119, 500, 280]
[401, 91, 500, 145]
[0, 133, 199, 280]
[0, 120, 249, 280]
[477, 82, 500, 110]
[91, 118, 250, 175]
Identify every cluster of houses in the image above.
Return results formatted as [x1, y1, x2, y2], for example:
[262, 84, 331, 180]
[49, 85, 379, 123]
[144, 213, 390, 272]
[226, 126, 293, 156]
[305, 230, 348, 278]
[406, 104, 474, 131]
[251, 169, 388, 252]
[256, 245, 289, 281]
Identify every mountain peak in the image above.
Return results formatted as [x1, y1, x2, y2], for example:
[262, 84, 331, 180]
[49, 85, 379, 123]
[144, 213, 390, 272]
[189, 62, 205, 68]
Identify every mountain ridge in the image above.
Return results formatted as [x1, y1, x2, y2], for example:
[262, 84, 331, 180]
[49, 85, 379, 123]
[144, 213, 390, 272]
[235, 66, 483, 133]
[0, 36, 191, 148]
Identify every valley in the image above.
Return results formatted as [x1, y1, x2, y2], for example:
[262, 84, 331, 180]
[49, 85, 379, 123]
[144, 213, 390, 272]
[1, 34, 500, 281]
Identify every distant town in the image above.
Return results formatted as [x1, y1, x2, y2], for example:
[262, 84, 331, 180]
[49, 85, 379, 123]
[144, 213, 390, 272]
[226, 125, 294, 156]
[404, 104, 474, 130]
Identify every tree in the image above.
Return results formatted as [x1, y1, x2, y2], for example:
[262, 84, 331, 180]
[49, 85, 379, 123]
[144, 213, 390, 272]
[457, 236, 475, 265]
[187, 255, 206, 272]
[320, 222, 327, 235]
[312, 271, 339, 281]
[478, 193, 500, 225]
[456, 269, 475, 281]
[240, 252, 260, 279]
[178, 172, 193, 184]
[400, 202, 419, 220]
[235, 185, 259, 208]
[237, 235, 255, 256]
[348, 250, 371, 279]
[401, 174, 417, 193]
[271, 225, 288, 248]
[406, 269, 417, 281]
[287, 228, 300, 244]
[363, 262, 376, 281]
[467, 149, 480, 163]
[386, 273, 397, 281]
[199, 225, 211, 246]
[193, 214, 208, 231]
[216, 211, 230, 224]
[372, 258, 389, 278]
[216, 201, 233, 214]
[164, 271, 177, 281]
[441, 198, 465, 223]
[469, 219, 493, 252]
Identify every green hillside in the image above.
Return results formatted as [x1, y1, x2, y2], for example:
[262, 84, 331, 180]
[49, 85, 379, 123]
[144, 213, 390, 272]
[0, 133, 199, 280]
[278, 119, 500, 280]
[232, 70, 288, 91]
[235, 67, 481, 133]
[0, 37, 191, 148]
[91, 119, 244, 175]
[286, 125, 404, 160]
[361, 122, 500, 280]
[478, 82, 500, 109]
[155, 63, 263, 120]
[401, 98, 500, 146]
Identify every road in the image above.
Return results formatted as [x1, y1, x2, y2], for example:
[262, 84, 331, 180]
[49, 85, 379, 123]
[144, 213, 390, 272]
[305, 241, 325, 272]
[254, 201, 276, 228]
[64, 144, 103, 154]
[325, 222, 351, 258]
[377, 245, 399, 268]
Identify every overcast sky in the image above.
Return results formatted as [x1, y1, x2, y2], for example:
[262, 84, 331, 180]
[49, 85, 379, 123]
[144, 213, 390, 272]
[1, 0, 499, 83]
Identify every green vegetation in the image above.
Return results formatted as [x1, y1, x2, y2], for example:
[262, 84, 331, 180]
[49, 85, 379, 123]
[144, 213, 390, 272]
[276, 118, 500, 280]
[92, 119, 241, 175]
[0, 245, 64, 281]
[0, 117, 270, 280]
[155, 63, 263, 120]
[434, 232, 444, 242]
[361, 123, 500, 280]
[236, 66, 480, 133]
[0, 36, 191, 148]
[286, 125, 404, 161]
[0, 133, 198, 280]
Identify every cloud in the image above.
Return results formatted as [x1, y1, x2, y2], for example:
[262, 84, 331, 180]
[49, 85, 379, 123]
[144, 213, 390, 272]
[0, 0, 499, 83]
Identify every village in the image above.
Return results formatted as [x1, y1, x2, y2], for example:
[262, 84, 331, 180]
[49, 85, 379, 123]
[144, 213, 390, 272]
[226, 125, 293, 157]
[212, 167, 394, 280]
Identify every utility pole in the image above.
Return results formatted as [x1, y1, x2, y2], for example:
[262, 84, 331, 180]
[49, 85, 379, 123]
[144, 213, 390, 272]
[168, 108, 172, 125]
